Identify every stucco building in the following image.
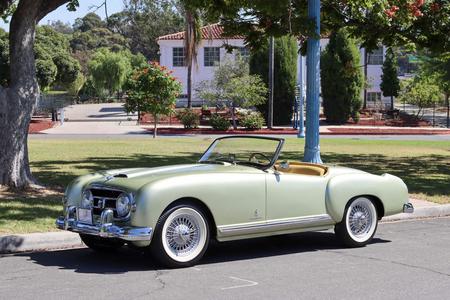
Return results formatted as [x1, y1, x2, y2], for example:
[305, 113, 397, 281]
[157, 24, 390, 109]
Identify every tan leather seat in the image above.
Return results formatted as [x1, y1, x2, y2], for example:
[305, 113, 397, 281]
[275, 161, 327, 176]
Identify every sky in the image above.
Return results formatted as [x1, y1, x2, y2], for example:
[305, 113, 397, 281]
[0, 0, 124, 31]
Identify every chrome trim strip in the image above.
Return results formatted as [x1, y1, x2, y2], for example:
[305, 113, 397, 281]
[217, 214, 334, 236]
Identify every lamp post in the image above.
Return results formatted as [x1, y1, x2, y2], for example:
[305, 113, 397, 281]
[268, 36, 274, 129]
[303, 0, 322, 163]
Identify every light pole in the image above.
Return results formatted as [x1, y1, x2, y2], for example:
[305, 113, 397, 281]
[297, 54, 305, 138]
[268, 36, 274, 129]
[303, 0, 322, 163]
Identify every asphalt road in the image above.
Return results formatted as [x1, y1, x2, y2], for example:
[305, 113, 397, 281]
[1, 218, 449, 300]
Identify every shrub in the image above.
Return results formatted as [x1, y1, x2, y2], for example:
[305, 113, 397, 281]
[321, 29, 363, 124]
[176, 109, 199, 129]
[241, 112, 265, 130]
[209, 114, 230, 131]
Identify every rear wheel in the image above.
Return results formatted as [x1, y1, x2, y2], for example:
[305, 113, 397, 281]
[80, 234, 124, 252]
[335, 197, 378, 247]
[149, 205, 209, 268]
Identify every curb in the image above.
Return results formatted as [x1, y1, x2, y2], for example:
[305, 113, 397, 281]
[381, 204, 450, 222]
[0, 231, 82, 254]
[1, 205, 450, 254]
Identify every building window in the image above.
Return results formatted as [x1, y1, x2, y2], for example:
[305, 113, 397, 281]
[367, 92, 382, 102]
[204, 47, 220, 66]
[237, 47, 250, 59]
[367, 47, 384, 65]
[172, 47, 185, 67]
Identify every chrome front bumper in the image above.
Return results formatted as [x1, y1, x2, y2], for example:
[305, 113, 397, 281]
[403, 203, 414, 213]
[56, 207, 152, 242]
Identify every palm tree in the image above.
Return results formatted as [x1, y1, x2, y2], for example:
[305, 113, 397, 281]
[183, 8, 202, 108]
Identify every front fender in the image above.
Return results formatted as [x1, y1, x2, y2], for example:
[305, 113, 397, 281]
[325, 173, 409, 223]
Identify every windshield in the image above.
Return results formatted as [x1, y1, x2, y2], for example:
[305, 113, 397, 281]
[199, 136, 284, 169]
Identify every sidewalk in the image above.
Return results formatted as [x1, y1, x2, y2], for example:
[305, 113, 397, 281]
[1, 198, 449, 254]
[141, 125, 450, 136]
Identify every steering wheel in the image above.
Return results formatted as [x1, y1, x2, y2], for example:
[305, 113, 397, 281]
[249, 152, 271, 163]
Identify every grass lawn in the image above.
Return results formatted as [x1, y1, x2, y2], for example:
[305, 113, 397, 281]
[0, 137, 449, 234]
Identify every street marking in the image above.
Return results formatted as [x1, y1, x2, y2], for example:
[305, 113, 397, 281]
[192, 267, 202, 271]
[221, 276, 258, 290]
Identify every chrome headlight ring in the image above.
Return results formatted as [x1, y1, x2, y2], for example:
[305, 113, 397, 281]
[116, 193, 131, 217]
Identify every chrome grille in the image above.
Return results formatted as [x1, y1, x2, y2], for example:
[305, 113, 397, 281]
[90, 188, 123, 219]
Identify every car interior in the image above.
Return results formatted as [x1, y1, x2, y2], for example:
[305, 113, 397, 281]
[274, 161, 328, 176]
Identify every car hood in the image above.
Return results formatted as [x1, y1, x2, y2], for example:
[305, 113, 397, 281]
[88, 163, 262, 192]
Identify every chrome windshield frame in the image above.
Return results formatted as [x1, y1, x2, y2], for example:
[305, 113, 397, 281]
[198, 136, 285, 170]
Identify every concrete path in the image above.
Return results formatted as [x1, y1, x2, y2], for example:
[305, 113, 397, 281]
[63, 103, 137, 122]
[1, 217, 449, 299]
[41, 121, 148, 135]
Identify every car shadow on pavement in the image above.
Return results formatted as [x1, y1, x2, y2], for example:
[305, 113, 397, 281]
[20, 231, 390, 273]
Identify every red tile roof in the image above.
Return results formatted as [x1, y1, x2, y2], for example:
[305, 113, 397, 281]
[157, 23, 244, 41]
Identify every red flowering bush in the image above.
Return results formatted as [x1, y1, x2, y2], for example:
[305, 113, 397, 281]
[124, 62, 181, 137]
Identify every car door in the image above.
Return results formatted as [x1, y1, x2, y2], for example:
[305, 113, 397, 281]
[265, 169, 329, 221]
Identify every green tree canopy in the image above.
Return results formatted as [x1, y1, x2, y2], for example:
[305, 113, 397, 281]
[124, 62, 182, 137]
[197, 56, 268, 129]
[186, 0, 450, 53]
[321, 29, 363, 124]
[73, 12, 106, 32]
[111, 0, 185, 60]
[0, 28, 9, 86]
[399, 74, 442, 117]
[88, 48, 132, 97]
[381, 48, 401, 110]
[249, 35, 298, 125]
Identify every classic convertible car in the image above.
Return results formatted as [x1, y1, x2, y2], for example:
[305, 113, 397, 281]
[57, 136, 413, 267]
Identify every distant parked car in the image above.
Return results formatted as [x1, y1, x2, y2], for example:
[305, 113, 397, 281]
[57, 136, 413, 267]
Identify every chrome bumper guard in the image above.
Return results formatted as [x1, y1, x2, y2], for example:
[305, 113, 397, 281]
[403, 203, 414, 214]
[56, 207, 152, 242]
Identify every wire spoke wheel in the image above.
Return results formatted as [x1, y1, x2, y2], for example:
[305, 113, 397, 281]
[335, 197, 378, 247]
[161, 207, 208, 264]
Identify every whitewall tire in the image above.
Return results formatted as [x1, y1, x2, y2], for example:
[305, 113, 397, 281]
[150, 205, 210, 268]
[335, 197, 378, 247]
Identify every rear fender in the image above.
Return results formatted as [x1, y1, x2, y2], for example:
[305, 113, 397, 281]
[325, 173, 409, 223]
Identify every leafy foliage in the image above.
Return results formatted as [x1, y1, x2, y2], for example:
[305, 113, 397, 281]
[111, 0, 185, 61]
[197, 56, 267, 129]
[250, 35, 298, 125]
[124, 62, 182, 137]
[176, 108, 199, 129]
[399, 74, 442, 116]
[184, 0, 450, 53]
[88, 48, 132, 97]
[0, 28, 9, 86]
[321, 29, 363, 124]
[240, 111, 265, 130]
[381, 48, 401, 110]
[209, 114, 230, 131]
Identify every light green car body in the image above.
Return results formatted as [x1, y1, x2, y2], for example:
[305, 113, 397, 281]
[62, 159, 409, 247]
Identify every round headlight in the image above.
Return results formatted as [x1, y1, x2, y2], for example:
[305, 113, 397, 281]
[81, 190, 93, 208]
[116, 193, 131, 217]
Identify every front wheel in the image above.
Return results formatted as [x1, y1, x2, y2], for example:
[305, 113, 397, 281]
[334, 197, 378, 247]
[149, 205, 210, 268]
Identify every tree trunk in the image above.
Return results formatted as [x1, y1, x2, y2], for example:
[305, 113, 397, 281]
[231, 105, 237, 130]
[0, 0, 69, 189]
[390, 95, 394, 111]
[187, 64, 192, 108]
[153, 114, 158, 138]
